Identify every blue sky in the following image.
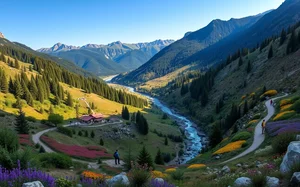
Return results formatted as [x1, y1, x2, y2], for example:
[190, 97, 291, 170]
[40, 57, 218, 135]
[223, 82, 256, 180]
[1, 0, 284, 49]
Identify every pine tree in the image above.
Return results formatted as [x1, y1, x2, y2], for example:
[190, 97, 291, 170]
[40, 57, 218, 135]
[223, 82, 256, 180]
[100, 138, 104, 146]
[0, 72, 8, 93]
[13, 79, 23, 98]
[15, 108, 29, 134]
[15, 97, 22, 109]
[75, 105, 79, 118]
[29, 65, 33, 72]
[8, 77, 14, 93]
[14, 59, 20, 69]
[124, 147, 134, 171]
[238, 57, 243, 66]
[280, 29, 287, 46]
[85, 130, 88, 137]
[246, 61, 252, 73]
[55, 94, 60, 105]
[49, 105, 54, 114]
[268, 44, 273, 59]
[66, 92, 73, 107]
[164, 137, 168, 146]
[29, 76, 38, 100]
[209, 123, 222, 147]
[131, 112, 136, 122]
[154, 149, 164, 165]
[91, 130, 95, 138]
[137, 146, 153, 168]
[244, 100, 248, 115]
[287, 30, 297, 54]
[201, 89, 208, 107]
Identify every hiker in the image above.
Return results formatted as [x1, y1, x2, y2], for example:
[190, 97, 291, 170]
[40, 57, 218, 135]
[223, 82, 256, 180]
[114, 150, 120, 165]
[270, 100, 273, 106]
[261, 119, 266, 134]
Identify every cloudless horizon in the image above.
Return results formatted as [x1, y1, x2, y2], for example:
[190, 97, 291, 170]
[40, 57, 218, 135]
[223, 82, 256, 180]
[1, 0, 284, 49]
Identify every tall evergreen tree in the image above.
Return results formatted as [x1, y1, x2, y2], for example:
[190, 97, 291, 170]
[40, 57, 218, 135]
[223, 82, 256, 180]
[14, 59, 20, 69]
[268, 44, 273, 59]
[280, 29, 287, 46]
[137, 146, 153, 168]
[49, 105, 54, 114]
[243, 100, 248, 115]
[91, 130, 95, 138]
[238, 57, 243, 66]
[287, 30, 297, 54]
[0, 71, 8, 93]
[201, 89, 208, 107]
[131, 112, 136, 122]
[246, 61, 252, 73]
[154, 149, 164, 165]
[164, 137, 168, 146]
[75, 105, 79, 118]
[29, 76, 38, 100]
[13, 79, 23, 98]
[209, 123, 222, 148]
[8, 77, 14, 94]
[66, 92, 73, 107]
[15, 108, 29, 134]
[100, 138, 104, 146]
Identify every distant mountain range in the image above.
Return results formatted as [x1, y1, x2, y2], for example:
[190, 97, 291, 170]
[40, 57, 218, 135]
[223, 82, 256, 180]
[115, 0, 300, 85]
[37, 40, 174, 76]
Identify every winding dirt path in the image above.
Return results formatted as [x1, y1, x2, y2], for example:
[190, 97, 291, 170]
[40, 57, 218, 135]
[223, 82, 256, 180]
[222, 94, 288, 164]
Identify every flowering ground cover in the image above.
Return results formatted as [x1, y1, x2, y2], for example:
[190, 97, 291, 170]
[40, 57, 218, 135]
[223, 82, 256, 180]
[41, 136, 112, 159]
[165, 168, 176, 173]
[0, 161, 55, 187]
[18, 134, 33, 146]
[213, 140, 246, 155]
[187, 164, 206, 169]
[152, 170, 167, 178]
[266, 119, 300, 136]
[273, 110, 296, 121]
[82, 171, 112, 180]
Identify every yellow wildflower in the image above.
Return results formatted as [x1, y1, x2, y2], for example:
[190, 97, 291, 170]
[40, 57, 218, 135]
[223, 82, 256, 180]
[213, 140, 246, 155]
[187, 164, 206, 169]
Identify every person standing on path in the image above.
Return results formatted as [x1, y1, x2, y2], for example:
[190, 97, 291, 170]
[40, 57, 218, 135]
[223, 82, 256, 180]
[270, 100, 273, 106]
[114, 150, 120, 165]
[261, 119, 266, 134]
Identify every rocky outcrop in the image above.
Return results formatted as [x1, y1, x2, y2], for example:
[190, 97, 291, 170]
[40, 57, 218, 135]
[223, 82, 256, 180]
[266, 176, 280, 187]
[106, 172, 129, 187]
[233, 177, 252, 187]
[0, 32, 4, 38]
[290, 172, 300, 186]
[22, 181, 44, 187]
[221, 165, 231, 174]
[280, 141, 300, 173]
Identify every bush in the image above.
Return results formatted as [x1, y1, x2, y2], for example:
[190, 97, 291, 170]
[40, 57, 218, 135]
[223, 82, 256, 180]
[26, 116, 37, 122]
[162, 153, 171, 163]
[291, 100, 300, 113]
[48, 114, 64, 126]
[252, 113, 261, 120]
[263, 90, 278, 97]
[35, 143, 40, 149]
[57, 126, 73, 137]
[39, 146, 45, 153]
[128, 163, 151, 187]
[171, 169, 184, 181]
[272, 133, 296, 154]
[55, 178, 73, 187]
[0, 128, 19, 153]
[0, 148, 14, 169]
[39, 153, 72, 169]
[242, 141, 249, 148]
[231, 131, 251, 142]
[251, 174, 266, 187]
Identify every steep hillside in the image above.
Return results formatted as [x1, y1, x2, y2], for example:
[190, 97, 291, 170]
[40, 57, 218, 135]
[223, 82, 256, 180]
[38, 40, 174, 76]
[115, 12, 266, 84]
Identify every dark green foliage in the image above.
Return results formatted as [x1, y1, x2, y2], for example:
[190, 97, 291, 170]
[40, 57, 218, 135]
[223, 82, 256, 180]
[0, 128, 19, 153]
[39, 153, 72, 169]
[291, 100, 300, 113]
[250, 174, 266, 187]
[231, 131, 251, 142]
[26, 116, 36, 122]
[100, 138, 104, 146]
[216, 97, 224, 114]
[260, 38, 272, 52]
[66, 92, 73, 107]
[164, 137, 168, 146]
[162, 113, 168, 120]
[48, 113, 64, 126]
[137, 146, 153, 168]
[154, 149, 164, 165]
[14, 58, 20, 69]
[0, 69, 8, 93]
[162, 153, 171, 163]
[209, 123, 222, 147]
[268, 44, 273, 59]
[55, 178, 73, 187]
[180, 83, 189, 96]
[224, 103, 241, 131]
[15, 108, 29, 134]
[190, 70, 215, 102]
[201, 89, 208, 107]
[287, 30, 297, 54]
[84, 130, 88, 137]
[131, 112, 136, 122]
[124, 147, 134, 171]
[91, 130, 95, 138]
[78, 131, 82, 136]
[135, 111, 149, 135]
[57, 126, 73, 137]
[121, 106, 130, 120]
[171, 169, 184, 181]
[238, 57, 243, 66]
[0, 148, 14, 169]
[14, 97, 22, 109]
[280, 29, 287, 45]
[272, 133, 296, 154]
[243, 100, 248, 115]
[246, 60, 252, 73]
[49, 105, 54, 114]
[128, 163, 151, 187]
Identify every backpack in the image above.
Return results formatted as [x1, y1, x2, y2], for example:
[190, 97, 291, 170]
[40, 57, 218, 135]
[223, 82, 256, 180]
[114, 152, 118, 158]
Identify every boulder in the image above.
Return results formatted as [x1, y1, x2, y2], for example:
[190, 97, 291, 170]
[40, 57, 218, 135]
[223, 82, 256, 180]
[266, 176, 280, 187]
[296, 135, 300, 141]
[236, 164, 242, 167]
[233, 177, 252, 187]
[280, 141, 300, 173]
[154, 178, 164, 185]
[222, 165, 231, 174]
[215, 155, 221, 160]
[106, 172, 129, 186]
[22, 181, 44, 187]
[290, 172, 300, 186]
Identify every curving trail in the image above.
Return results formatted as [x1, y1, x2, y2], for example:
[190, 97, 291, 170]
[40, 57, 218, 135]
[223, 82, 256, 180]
[32, 122, 123, 169]
[222, 94, 288, 164]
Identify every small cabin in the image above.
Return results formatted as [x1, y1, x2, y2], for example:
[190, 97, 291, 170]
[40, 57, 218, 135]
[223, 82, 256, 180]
[80, 113, 104, 123]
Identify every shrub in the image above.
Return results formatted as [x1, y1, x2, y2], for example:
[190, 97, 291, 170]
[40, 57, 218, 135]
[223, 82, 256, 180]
[0, 148, 14, 169]
[280, 99, 292, 107]
[242, 141, 249, 148]
[55, 178, 73, 187]
[35, 143, 40, 149]
[39, 153, 72, 169]
[171, 169, 184, 181]
[273, 110, 296, 121]
[162, 153, 171, 163]
[57, 126, 73, 137]
[272, 133, 296, 154]
[291, 100, 300, 113]
[231, 131, 251, 142]
[128, 163, 151, 187]
[0, 113, 5, 117]
[39, 146, 45, 153]
[48, 114, 64, 126]
[250, 173, 266, 187]
[252, 113, 261, 120]
[26, 116, 37, 122]
[263, 90, 278, 97]
[0, 128, 19, 153]
[97, 158, 102, 164]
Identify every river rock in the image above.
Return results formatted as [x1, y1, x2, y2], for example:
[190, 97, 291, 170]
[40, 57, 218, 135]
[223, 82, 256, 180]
[290, 172, 300, 186]
[215, 155, 221, 160]
[222, 165, 231, 174]
[106, 172, 129, 186]
[236, 164, 242, 167]
[266, 176, 280, 187]
[22, 181, 44, 187]
[154, 178, 164, 185]
[296, 135, 300, 141]
[280, 141, 300, 173]
[233, 177, 252, 187]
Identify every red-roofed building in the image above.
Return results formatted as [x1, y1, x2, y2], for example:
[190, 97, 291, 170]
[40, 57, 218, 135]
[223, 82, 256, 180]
[80, 113, 104, 123]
